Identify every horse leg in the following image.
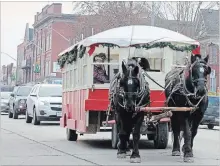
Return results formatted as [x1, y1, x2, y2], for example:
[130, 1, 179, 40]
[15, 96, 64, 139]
[191, 111, 203, 152]
[117, 112, 128, 158]
[182, 115, 193, 162]
[171, 113, 181, 156]
[130, 112, 144, 163]
[125, 132, 131, 156]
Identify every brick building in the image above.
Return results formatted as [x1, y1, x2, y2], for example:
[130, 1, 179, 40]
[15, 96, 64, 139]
[196, 9, 219, 94]
[16, 42, 25, 85]
[21, 23, 34, 84]
[32, 3, 76, 83]
[1, 65, 7, 85]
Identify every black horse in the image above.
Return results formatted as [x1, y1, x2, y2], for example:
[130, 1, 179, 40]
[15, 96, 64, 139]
[164, 54, 211, 162]
[110, 58, 150, 163]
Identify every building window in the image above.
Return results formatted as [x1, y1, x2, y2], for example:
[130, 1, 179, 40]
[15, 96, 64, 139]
[209, 44, 218, 64]
[48, 61, 51, 75]
[49, 33, 52, 49]
[42, 36, 45, 53]
[44, 35, 47, 52]
[209, 69, 217, 92]
[46, 35, 49, 51]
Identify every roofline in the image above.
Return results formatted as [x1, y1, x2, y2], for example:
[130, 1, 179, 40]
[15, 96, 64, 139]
[33, 14, 77, 28]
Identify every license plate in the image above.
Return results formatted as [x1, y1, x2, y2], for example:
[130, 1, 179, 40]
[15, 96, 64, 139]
[56, 112, 62, 117]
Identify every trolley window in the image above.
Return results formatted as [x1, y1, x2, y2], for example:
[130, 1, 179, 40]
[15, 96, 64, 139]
[92, 52, 119, 85]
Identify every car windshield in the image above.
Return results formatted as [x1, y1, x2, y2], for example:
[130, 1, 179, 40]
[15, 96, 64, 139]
[38, 86, 62, 97]
[1, 92, 11, 99]
[16, 86, 32, 96]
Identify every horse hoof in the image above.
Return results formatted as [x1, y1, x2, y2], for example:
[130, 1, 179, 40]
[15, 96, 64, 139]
[183, 157, 194, 163]
[130, 157, 141, 163]
[172, 151, 181, 156]
[117, 153, 126, 158]
[126, 150, 132, 156]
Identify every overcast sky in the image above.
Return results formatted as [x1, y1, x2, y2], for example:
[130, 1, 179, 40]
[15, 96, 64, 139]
[1, 1, 218, 67]
[1, 1, 73, 66]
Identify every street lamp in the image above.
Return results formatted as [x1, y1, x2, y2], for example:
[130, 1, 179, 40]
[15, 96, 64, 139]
[1, 52, 17, 62]
[49, 27, 71, 44]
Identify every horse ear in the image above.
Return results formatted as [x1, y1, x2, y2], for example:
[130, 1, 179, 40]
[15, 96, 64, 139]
[207, 66, 211, 75]
[133, 66, 139, 75]
[122, 61, 127, 74]
[204, 55, 209, 63]
[191, 54, 196, 63]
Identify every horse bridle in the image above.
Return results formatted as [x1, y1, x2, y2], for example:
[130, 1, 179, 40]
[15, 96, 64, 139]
[183, 58, 209, 102]
[117, 64, 150, 112]
[189, 59, 208, 86]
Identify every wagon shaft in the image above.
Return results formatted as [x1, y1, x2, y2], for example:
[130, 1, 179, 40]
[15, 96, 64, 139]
[150, 111, 173, 122]
[136, 106, 196, 112]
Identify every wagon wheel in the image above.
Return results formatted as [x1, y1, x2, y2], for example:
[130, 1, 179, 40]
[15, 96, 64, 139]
[66, 128, 78, 141]
[207, 124, 214, 129]
[111, 111, 119, 149]
[154, 122, 169, 149]
[111, 122, 119, 149]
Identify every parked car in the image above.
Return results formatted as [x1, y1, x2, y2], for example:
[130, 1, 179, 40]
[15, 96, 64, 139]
[8, 85, 32, 119]
[1, 85, 14, 113]
[1, 92, 12, 113]
[0, 85, 14, 92]
[200, 96, 220, 129]
[26, 84, 62, 125]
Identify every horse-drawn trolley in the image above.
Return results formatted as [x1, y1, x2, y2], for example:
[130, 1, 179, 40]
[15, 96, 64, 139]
[58, 25, 200, 151]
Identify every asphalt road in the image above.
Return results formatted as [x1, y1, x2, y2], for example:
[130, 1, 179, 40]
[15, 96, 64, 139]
[1, 113, 220, 165]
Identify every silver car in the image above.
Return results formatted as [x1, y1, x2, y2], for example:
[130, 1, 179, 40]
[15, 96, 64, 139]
[1, 92, 12, 113]
[26, 84, 62, 125]
[8, 86, 32, 119]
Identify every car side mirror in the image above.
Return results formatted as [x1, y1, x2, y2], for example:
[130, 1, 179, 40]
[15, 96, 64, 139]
[10, 93, 14, 97]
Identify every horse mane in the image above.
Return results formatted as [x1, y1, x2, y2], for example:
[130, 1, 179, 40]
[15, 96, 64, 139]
[194, 54, 202, 59]
[139, 58, 151, 71]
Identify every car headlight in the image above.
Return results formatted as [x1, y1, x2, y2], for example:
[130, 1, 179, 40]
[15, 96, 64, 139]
[39, 101, 50, 106]
[19, 99, 26, 104]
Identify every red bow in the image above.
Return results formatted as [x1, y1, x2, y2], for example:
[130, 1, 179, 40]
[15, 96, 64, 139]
[88, 44, 99, 56]
[192, 46, 200, 55]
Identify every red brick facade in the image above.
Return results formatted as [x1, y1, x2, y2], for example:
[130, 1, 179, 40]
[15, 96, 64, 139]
[32, 3, 76, 82]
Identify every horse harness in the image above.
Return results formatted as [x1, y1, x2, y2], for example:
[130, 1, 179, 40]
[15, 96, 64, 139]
[166, 59, 209, 112]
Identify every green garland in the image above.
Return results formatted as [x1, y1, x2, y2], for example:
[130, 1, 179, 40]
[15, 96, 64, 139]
[78, 46, 86, 58]
[68, 46, 78, 63]
[99, 43, 119, 48]
[57, 53, 69, 68]
[58, 42, 197, 68]
[132, 42, 197, 52]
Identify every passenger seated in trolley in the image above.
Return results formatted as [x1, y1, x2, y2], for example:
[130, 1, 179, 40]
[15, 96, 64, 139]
[93, 53, 110, 84]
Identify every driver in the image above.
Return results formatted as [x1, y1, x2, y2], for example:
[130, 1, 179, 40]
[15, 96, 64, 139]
[93, 53, 109, 84]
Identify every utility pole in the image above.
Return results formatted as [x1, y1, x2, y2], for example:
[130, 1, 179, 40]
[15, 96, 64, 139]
[151, 1, 155, 26]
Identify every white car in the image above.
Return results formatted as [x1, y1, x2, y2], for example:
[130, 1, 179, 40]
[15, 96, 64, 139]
[26, 84, 62, 125]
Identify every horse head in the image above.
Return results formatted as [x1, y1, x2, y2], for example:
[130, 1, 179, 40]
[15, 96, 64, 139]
[185, 54, 211, 98]
[119, 58, 140, 111]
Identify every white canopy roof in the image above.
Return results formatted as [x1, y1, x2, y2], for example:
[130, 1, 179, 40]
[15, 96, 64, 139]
[58, 25, 199, 57]
[80, 25, 199, 47]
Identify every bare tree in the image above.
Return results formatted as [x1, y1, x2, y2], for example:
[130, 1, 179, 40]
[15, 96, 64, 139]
[71, 1, 152, 40]
[155, 1, 217, 38]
